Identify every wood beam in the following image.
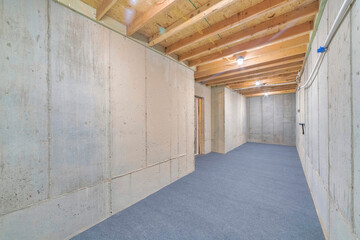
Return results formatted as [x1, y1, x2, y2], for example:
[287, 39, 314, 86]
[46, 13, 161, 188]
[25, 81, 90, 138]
[228, 76, 297, 89]
[236, 82, 297, 91]
[195, 45, 307, 79]
[238, 83, 297, 95]
[189, 21, 313, 67]
[231, 34, 308, 61]
[227, 73, 298, 88]
[127, 0, 178, 36]
[165, 0, 295, 54]
[196, 53, 304, 79]
[206, 66, 301, 86]
[148, 0, 237, 46]
[242, 89, 296, 97]
[239, 87, 297, 96]
[201, 61, 303, 84]
[96, 0, 118, 21]
[196, 54, 304, 82]
[178, 1, 318, 61]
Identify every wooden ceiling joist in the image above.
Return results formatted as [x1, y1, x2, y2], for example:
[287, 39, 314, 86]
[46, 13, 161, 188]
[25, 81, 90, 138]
[228, 72, 299, 87]
[148, 0, 237, 46]
[196, 53, 305, 80]
[195, 45, 307, 79]
[206, 67, 301, 86]
[189, 21, 313, 67]
[236, 81, 297, 91]
[242, 89, 297, 97]
[239, 86, 297, 95]
[126, 0, 178, 36]
[235, 35, 308, 60]
[178, 1, 318, 61]
[238, 83, 297, 95]
[200, 61, 303, 84]
[96, 0, 118, 20]
[239, 88, 297, 96]
[228, 76, 297, 89]
[196, 56, 304, 84]
[165, 0, 296, 54]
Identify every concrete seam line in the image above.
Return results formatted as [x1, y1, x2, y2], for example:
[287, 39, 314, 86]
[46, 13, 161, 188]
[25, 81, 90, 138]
[47, 0, 52, 200]
[349, 5, 355, 231]
[111, 154, 187, 181]
[108, 30, 113, 215]
[145, 48, 148, 168]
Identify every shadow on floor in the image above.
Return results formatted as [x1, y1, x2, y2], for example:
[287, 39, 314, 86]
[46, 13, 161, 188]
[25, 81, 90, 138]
[72, 142, 324, 240]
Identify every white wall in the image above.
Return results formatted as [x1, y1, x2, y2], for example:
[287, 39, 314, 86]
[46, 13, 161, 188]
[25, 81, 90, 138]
[247, 93, 296, 146]
[296, 0, 360, 239]
[0, 0, 194, 239]
[195, 83, 212, 154]
[211, 87, 247, 153]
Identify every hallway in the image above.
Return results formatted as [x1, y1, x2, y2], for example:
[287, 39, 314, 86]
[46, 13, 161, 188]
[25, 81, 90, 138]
[73, 143, 324, 240]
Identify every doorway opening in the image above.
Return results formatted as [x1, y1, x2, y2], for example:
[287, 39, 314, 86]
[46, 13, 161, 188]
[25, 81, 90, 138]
[194, 96, 204, 155]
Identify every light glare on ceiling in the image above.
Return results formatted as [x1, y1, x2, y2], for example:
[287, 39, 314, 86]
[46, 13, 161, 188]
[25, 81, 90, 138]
[236, 56, 244, 65]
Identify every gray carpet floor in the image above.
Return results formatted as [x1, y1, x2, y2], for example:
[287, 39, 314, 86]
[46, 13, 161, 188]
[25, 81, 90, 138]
[72, 143, 324, 240]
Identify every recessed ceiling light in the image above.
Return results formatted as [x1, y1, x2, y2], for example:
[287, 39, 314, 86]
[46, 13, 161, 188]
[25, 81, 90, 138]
[236, 56, 244, 65]
[264, 92, 269, 96]
[255, 81, 260, 86]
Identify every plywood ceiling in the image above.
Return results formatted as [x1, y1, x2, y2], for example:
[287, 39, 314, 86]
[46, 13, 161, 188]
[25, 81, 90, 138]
[81, 0, 319, 97]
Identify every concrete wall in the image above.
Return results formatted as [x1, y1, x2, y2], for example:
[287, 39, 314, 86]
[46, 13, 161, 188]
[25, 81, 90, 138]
[296, 0, 360, 239]
[195, 83, 211, 154]
[247, 93, 296, 146]
[211, 86, 225, 153]
[211, 87, 247, 153]
[224, 87, 247, 153]
[0, 0, 194, 239]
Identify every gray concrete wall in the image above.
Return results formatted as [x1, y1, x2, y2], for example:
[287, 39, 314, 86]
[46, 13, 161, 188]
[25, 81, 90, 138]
[296, 0, 360, 239]
[247, 94, 296, 146]
[0, 0, 194, 239]
[195, 83, 211, 154]
[211, 86, 226, 153]
[211, 87, 247, 153]
[224, 87, 247, 153]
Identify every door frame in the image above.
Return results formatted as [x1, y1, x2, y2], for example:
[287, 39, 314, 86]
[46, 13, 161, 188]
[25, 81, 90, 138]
[194, 96, 205, 155]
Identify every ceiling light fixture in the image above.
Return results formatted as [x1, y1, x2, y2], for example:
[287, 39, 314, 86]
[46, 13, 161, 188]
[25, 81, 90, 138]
[255, 81, 260, 86]
[236, 56, 244, 66]
[264, 92, 269, 96]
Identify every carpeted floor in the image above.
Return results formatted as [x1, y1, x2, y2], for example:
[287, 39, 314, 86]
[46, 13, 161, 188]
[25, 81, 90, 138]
[72, 143, 324, 240]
